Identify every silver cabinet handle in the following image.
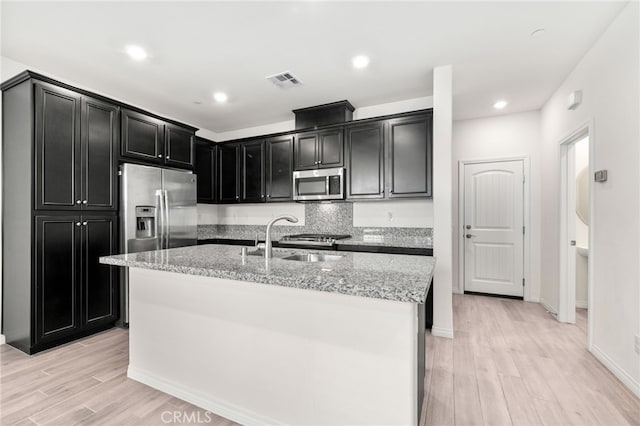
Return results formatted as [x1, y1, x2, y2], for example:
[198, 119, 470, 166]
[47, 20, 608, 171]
[466, 234, 475, 239]
[166, 156, 170, 159]
[75, 222, 81, 226]
[267, 194, 270, 198]
[466, 225, 472, 230]
[158, 154, 163, 158]
[76, 200, 82, 204]
[82, 221, 88, 226]
[82, 200, 88, 204]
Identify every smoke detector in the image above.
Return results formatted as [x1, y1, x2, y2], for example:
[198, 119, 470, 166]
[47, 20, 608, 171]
[266, 71, 303, 89]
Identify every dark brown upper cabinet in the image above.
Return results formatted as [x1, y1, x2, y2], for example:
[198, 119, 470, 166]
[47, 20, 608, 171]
[386, 113, 432, 198]
[165, 123, 194, 168]
[294, 128, 343, 170]
[121, 109, 164, 164]
[346, 122, 385, 200]
[218, 143, 240, 203]
[121, 109, 195, 169]
[266, 135, 294, 202]
[81, 97, 119, 210]
[240, 140, 266, 203]
[35, 83, 118, 211]
[194, 138, 217, 203]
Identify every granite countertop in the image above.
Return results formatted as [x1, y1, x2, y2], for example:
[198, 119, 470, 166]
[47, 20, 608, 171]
[198, 232, 432, 250]
[100, 244, 435, 303]
[337, 236, 432, 249]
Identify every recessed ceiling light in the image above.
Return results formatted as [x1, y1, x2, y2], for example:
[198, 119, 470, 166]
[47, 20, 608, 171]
[352, 55, 370, 69]
[530, 28, 545, 38]
[213, 92, 228, 103]
[125, 45, 148, 61]
[494, 100, 508, 109]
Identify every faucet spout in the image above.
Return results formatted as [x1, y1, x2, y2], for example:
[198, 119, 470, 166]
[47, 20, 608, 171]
[265, 215, 299, 259]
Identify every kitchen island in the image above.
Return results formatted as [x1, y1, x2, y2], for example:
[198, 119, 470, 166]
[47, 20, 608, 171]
[101, 244, 435, 425]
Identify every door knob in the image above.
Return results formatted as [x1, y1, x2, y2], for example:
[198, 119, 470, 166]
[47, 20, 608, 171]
[82, 221, 88, 226]
[82, 200, 88, 204]
[570, 240, 576, 246]
[466, 225, 471, 229]
[75, 222, 81, 226]
[76, 200, 81, 204]
[466, 234, 475, 239]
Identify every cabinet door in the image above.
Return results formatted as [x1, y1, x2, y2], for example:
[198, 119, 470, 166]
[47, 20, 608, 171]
[294, 133, 318, 170]
[82, 215, 118, 327]
[35, 216, 81, 344]
[346, 123, 384, 199]
[35, 84, 81, 210]
[121, 109, 164, 163]
[218, 144, 239, 203]
[81, 97, 119, 210]
[240, 141, 265, 203]
[266, 135, 293, 202]
[195, 140, 216, 203]
[165, 124, 195, 168]
[318, 129, 343, 168]
[387, 114, 432, 198]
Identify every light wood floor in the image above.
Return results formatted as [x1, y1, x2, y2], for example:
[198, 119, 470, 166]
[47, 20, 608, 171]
[1, 294, 638, 425]
[421, 295, 639, 426]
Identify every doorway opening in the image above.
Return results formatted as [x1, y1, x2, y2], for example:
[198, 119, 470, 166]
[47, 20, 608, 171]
[558, 123, 593, 349]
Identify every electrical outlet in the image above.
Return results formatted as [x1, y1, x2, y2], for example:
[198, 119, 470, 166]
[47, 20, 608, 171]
[635, 335, 640, 355]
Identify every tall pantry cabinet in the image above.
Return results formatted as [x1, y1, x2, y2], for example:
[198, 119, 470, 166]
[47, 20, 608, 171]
[2, 74, 119, 354]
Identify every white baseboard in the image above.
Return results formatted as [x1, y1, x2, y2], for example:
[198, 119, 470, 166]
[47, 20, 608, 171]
[128, 366, 282, 426]
[540, 298, 557, 315]
[590, 344, 640, 398]
[575, 300, 588, 309]
[431, 326, 454, 339]
[526, 296, 540, 303]
[0, 334, 5, 345]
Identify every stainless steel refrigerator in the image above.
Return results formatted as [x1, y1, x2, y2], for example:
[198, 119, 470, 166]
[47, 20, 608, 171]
[120, 163, 197, 324]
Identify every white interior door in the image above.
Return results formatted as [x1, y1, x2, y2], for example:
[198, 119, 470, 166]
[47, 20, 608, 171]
[464, 160, 524, 297]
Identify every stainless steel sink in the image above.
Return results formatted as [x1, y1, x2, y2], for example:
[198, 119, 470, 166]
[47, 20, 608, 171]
[281, 254, 343, 262]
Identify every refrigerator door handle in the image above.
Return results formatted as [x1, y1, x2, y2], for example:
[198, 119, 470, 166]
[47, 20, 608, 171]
[163, 190, 170, 249]
[156, 189, 165, 249]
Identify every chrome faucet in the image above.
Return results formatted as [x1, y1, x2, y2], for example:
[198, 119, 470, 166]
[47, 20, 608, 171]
[265, 215, 299, 259]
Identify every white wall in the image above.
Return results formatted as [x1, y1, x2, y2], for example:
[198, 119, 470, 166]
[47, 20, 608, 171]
[540, 2, 639, 395]
[452, 111, 542, 301]
[216, 203, 305, 226]
[432, 65, 454, 338]
[353, 200, 433, 228]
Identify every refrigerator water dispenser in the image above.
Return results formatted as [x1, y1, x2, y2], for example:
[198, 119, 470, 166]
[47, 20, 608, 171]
[135, 206, 156, 239]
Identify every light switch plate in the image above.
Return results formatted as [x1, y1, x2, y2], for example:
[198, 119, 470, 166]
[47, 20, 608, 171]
[594, 170, 608, 182]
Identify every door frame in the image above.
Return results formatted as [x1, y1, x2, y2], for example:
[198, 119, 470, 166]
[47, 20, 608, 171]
[557, 120, 594, 351]
[457, 156, 531, 300]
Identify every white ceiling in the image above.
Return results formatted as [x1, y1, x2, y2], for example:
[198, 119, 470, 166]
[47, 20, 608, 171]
[1, 1, 627, 134]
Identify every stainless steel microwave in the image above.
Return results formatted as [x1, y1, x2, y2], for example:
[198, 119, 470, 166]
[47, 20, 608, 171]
[293, 167, 345, 201]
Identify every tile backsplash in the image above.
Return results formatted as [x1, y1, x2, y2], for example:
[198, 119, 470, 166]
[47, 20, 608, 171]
[198, 202, 432, 240]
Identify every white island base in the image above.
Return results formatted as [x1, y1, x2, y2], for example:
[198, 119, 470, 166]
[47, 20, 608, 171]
[127, 267, 425, 425]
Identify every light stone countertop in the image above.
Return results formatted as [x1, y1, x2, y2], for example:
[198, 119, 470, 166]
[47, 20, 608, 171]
[197, 232, 432, 250]
[337, 237, 432, 249]
[100, 244, 434, 303]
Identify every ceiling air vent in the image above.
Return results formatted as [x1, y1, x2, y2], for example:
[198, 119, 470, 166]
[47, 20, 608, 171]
[266, 71, 303, 89]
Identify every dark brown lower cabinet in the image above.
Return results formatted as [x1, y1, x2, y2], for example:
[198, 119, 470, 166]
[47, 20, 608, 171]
[27, 214, 118, 353]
